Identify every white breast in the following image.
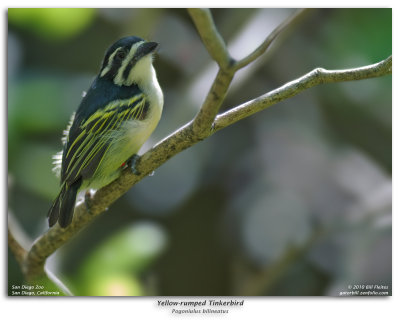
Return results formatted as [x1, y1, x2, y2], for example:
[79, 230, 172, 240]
[138, 64, 163, 134]
[122, 63, 163, 153]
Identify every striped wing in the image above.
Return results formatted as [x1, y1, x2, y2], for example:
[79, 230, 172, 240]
[61, 93, 148, 184]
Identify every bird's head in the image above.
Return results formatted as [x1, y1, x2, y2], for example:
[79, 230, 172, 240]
[99, 36, 158, 87]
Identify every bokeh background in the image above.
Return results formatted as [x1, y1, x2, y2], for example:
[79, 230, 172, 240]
[8, 8, 392, 296]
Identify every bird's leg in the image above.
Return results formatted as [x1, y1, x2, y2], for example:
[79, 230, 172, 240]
[127, 154, 141, 175]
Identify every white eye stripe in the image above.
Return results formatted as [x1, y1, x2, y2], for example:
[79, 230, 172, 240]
[114, 41, 144, 85]
[100, 47, 122, 78]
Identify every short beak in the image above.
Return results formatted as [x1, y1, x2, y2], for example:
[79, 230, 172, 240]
[136, 41, 158, 59]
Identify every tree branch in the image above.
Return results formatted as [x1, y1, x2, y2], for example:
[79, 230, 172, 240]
[214, 55, 392, 131]
[187, 8, 232, 69]
[189, 9, 310, 137]
[8, 226, 27, 268]
[233, 8, 311, 71]
[192, 69, 234, 138]
[24, 122, 198, 280]
[188, 9, 235, 138]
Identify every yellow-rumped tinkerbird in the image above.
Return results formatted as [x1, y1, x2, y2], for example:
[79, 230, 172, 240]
[48, 36, 163, 228]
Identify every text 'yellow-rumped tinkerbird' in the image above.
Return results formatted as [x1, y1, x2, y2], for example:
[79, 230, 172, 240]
[48, 36, 163, 228]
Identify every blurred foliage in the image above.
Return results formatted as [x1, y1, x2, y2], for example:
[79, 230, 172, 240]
[74, 223, 166, 296]
[8, 8, 95, 40]
[8, 8, 391, 296]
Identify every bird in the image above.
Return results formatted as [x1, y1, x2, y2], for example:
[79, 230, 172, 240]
[48, 36, 163, 228]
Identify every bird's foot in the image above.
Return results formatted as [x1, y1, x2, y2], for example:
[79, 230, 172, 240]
[127, 154, 141, 175]
[84, 190, 93, 214]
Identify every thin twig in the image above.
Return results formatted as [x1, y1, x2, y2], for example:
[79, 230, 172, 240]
[233, 8, 310, 71]
[8, 226, 27, 267]
[8, 212, 30, 272]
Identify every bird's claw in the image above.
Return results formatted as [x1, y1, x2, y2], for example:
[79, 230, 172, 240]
[127, 154, 141, 175]
[84, 190, 93, 214]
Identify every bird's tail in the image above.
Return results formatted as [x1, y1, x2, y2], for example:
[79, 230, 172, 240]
[48, 180, 81, 228]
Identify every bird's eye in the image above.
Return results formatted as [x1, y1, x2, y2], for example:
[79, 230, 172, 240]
[116, 50, 127, 61]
